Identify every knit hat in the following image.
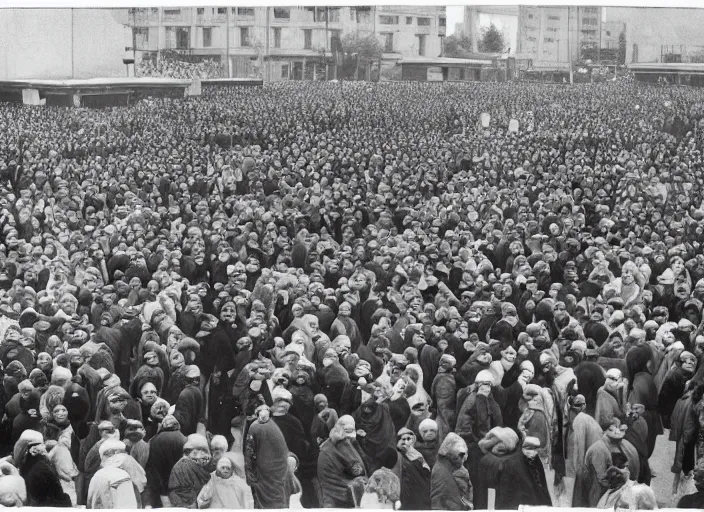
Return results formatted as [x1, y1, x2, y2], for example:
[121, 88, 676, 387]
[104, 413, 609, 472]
[183, 434, 210, 454]
[99, 439, 126, 459]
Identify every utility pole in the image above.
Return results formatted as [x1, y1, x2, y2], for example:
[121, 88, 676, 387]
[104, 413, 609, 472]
[157, 7, 162, 62]
[226, 6, 231, 77]
[71, 8, 75, 78]
[325, 7, 329, 80]
[265, 7, 270, 82]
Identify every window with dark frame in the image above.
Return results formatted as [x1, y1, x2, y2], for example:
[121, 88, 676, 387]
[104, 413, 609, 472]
[383, 32, 393, 52]
[406, 16, 413, 24]
[304, 29, 312, 49]
[274, 27, 282, 48]
[274, 7, 290, 20]
[417, 17, 431, 26]
[380, 15, 399, 25]
[241, 27, 250, 47]
[203, 27, 212, 47]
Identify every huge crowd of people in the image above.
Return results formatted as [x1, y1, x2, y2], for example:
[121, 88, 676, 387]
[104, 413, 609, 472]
[137, 55, 225, 79]
[0, 78, 703, 509]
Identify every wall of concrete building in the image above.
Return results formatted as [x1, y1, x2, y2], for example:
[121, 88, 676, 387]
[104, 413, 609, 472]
[128, 6, 445, 80]
[606, 7, 704, 64]
[0, 8, 129, 80]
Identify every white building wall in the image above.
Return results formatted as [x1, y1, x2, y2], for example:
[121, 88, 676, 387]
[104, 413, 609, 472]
[0, 8, 129, 80]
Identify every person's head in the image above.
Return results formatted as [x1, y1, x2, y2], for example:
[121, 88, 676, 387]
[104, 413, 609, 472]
[140, 381, 158, 407]
[418, 418, 438, 442]
[521, 436, 541, 459]
[606, 418, 628, 442]
[518, 360, 535, 385]
[215, 455, 235, 479]
[396, 427, 417, 453]
[99, 439, 126, 462]
[539, 350, 558, 375]
[106, 387, 130, 414]
[337, 415, 357, 439]
[474, 368, 495, 397]
[314, 393, 328, 412]
[184, 434, 211, 466]
[210, 435, 228, 461]
[18, 380, 33, 401]
[680, 351, 697, 374]
[478, 427, 519, 456]
[438, 433, 468, 469]
[184, 365, 201, 386]
[604, 368, 624, 392]
[501, 346, 517, 364]
[255, 404, 270, 423]
[98, 420, 119, 440]
[52, 404, 68, 424]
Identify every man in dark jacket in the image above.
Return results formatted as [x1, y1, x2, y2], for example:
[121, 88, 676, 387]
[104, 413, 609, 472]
[495, 436, 552, 510]
[173, 366, 204, 436]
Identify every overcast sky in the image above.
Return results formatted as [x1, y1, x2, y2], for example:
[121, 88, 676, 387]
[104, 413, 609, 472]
[446, 5, 463, 35]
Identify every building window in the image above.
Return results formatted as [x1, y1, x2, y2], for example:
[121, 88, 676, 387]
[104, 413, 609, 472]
[133, 28, 149, 49]
[151, 7, 158, 15]
[544, 37, 554, 43]
[383, 32, 393, 52]
[274, 8, 290, 20]
[547, 15, 560, 21]
[417, 17, 431, 26]
[606, 30, 611, 36]
[241, 27, 250, 47]
[328, 7, 340, 23]
[304, 29, 312, 49]
[439, 17, 446, 27]
[273, 27, 281, 48]
[330, 29, 341, 49]
[417, 34, 426, 56]
[380, 15, 399, 25]
[203, 27, 212, 47]
[166, 26, 190, 49]
[281, 64, 289, 79]
[164, 9, 180, 16]
[406, 16, 413, 24]
[350, 8, 355, 20]
[217, 7, 226, 15]
[196, 7, 204, 15]
[237, 8, 255, 17]
[528, 13, 534, 19]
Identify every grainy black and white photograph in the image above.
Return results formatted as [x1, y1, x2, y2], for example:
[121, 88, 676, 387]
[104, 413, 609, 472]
[0, 0, 702, 509]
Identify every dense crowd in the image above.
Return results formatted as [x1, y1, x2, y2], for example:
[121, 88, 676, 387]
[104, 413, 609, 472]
[137, 55, 225, 79]
[0, 79, 703, 509]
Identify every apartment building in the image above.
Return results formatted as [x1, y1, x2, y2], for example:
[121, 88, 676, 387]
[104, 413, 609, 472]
[126, 6, 446, 80]
[516, 6, 601, 68]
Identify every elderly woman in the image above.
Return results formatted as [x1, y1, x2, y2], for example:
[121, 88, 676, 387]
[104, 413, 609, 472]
[396, 427, 431, 510]
[430, 433, 472, 510]
[317, 415, 368, 508]
[197, 453, 254, 509]
[14, 429, 72, 507]
[168, 434, 213, 508]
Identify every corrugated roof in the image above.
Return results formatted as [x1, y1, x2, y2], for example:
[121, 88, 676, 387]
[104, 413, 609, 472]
[400, 57, 492, 66]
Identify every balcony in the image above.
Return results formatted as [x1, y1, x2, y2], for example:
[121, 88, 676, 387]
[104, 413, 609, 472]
[196, 9, 227, 25]
[162, 8, 190, 24]
[127, 8, 159, 26]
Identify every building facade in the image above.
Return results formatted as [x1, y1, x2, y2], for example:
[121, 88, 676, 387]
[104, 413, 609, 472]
[516, 6, 601, 68]
[606, 7, 704, 64]
[0, 9, 129, 80]
[126, 6, 446, 81]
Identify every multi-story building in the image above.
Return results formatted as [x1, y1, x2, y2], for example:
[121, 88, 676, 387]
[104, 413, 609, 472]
[516, 6, 601, 68]
[126, 6, 446, 80]
[458, 6, 518, 54]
